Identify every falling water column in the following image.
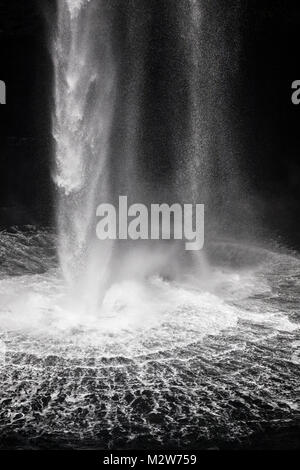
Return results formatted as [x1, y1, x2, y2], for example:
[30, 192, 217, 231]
[52, 0, 116, 313]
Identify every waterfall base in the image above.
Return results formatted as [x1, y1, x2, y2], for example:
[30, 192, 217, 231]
[0, 229, 298, 449]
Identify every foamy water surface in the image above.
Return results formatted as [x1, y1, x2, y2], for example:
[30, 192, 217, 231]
[0, 228, 299, 448]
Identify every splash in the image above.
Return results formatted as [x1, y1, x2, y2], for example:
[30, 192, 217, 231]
[0, 230, 299, 448]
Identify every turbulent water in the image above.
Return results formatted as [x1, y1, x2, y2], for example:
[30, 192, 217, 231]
[0, 228, 299, 449]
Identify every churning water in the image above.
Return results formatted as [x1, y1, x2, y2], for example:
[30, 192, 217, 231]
[0, 229, 299, 448]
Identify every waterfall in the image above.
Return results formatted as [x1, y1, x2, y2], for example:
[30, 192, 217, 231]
[52, 0, 242, 314]
[1, 1, 299, 450]
[53, 0, 116, 312]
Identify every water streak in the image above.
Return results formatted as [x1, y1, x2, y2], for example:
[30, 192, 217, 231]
[53, 0, 116, 310]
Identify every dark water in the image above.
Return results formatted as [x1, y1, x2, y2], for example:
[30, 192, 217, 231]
[0, 229, 299, 449]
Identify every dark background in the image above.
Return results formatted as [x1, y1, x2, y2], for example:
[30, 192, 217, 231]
[0, 0, 52, 226]
[0, 0, 299, 246]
